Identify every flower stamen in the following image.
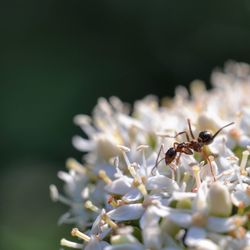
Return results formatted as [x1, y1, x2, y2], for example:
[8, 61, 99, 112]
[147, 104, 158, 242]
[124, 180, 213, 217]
[66, 158, 86, 174]
[98, 170, 112, 184]
[137, 183, 148, 196]
[71, 228, 90, 242]
[137, 144, 149, 176]
[181, 172, 190, 192]
[49, 184, 72, 206]
[101, 213, 118, 230]
[84, 200, 100, 213]
[192, 165, 201, 190]
[107, 195, 119, 207]
[237, 201, 245, 215]
[128, 163, 138, 179]
[117, 145, 131, 167]
[240, 150, 249, 175]
[60, 238, 83, 249]
[129, 163, 148, 196]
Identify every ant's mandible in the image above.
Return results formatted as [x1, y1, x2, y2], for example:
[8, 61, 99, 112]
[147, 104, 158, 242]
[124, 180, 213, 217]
[151, 119, 234, 179]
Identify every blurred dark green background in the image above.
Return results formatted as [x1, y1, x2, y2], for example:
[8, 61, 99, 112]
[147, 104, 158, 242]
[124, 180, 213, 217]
[1, 1, 250, 249]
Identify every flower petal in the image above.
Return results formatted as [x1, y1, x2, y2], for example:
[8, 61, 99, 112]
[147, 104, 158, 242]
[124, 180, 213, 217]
[140, 205, 160, 228]
[187, 239, 219, 250]
[207, 215, 246, 233]
[85, 237, 110, 250]
[104, 243, 144, 250]
[105, 178, 132, 195]
[167, 212, 192, 228]
[231, 190, 250, 207]
[72, 135, 95, 152]
[108, 204, 145, 221]
[146, 175, 179, 193]
[122, 188, 143, 202]
[185, 226, 206, 246]
[143, 225, 162, 250]
[172, 191, 196, 200]
[140, 206, 162, 249]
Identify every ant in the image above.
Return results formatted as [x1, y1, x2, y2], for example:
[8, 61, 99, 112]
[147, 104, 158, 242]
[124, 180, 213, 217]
[151, 119, 234, 180]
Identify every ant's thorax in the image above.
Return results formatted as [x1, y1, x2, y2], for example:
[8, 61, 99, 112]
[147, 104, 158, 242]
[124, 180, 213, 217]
[187, 140, 203, 152]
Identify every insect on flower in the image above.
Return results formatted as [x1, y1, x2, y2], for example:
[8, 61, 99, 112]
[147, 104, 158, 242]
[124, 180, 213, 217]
[152, 119, 234, 180]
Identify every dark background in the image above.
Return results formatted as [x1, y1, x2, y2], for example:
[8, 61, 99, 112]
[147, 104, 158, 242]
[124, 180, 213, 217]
[1, 1, 250, 249]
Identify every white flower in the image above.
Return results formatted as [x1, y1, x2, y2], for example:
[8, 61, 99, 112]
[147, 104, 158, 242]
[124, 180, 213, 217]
[52, 61, 250, 249]
[231, 183, 250, 207]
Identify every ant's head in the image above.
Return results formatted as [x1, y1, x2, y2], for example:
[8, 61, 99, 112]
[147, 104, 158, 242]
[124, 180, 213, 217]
[198, 131, 213, 145]
[198, 122, 234, 145]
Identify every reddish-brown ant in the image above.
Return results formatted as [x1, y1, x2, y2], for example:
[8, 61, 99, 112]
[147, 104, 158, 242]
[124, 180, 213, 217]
[152, 119, 234, 180]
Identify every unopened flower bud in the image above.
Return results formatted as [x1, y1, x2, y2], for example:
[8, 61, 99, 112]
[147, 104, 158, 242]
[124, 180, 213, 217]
[111, 234, 138, 245]
[176, 198, 192, 210]
[161, 217, 180, 237]
[96, 135, 121, 160]
[207, 182, 232, 217]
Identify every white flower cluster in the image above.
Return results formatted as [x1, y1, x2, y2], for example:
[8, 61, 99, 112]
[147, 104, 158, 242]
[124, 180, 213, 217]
[51, 61, 250, 250]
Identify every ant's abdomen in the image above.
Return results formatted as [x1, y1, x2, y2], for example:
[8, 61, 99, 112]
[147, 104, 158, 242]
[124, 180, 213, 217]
[165, 147, 177, 164]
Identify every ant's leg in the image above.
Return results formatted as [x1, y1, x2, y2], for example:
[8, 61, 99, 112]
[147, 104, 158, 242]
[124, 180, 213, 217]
[175, 131, 190, 142]
[202, 148, 216, 181]
[173, 142, 179, 149]
[187, 119, 195, 140]
[151, 144, 165, 175]
[173, 142, 182, 165]
[167, 131, 190, 142]
[176, 152, 182, 165]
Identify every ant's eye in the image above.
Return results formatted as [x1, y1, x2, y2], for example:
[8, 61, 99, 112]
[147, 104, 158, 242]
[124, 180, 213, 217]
[198, 131, 213, 145]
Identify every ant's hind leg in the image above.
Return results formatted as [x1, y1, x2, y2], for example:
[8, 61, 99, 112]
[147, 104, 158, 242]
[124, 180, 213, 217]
[202, 149, 216, 181]
[173, 131, 190, 142]
[176, 152, 182, 165]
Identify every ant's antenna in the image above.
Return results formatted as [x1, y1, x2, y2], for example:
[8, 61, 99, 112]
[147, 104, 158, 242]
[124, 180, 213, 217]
[212, 122, 234, 140]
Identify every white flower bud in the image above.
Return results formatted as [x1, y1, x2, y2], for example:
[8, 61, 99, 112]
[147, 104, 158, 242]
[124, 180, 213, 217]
[207, 182, 232, 217]
[111, 234, 139, 245]
[96, 135, 121, 160]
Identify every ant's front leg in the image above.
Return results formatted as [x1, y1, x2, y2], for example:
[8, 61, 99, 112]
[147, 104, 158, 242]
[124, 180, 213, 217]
[187, 118, 195, 140]
[202, 148, 216, 182]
